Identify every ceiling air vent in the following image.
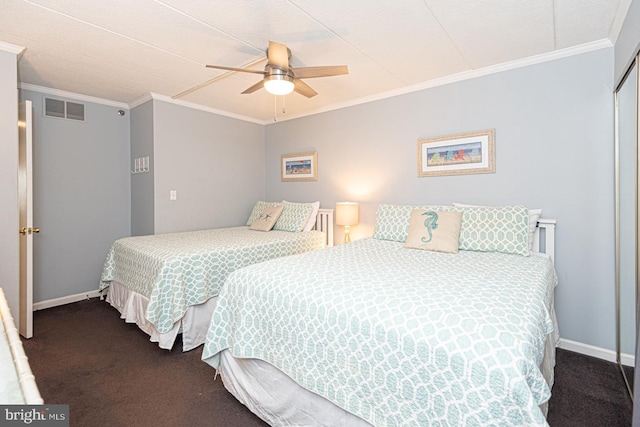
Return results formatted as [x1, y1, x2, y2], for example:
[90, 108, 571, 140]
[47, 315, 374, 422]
[44, 97, 85, 122]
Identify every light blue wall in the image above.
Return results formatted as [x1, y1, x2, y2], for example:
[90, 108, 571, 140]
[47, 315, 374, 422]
[265, 48, 615, 352]
[152, 100, 265, 233]
[0, 48, 20, 317]
[131, 100, 154, 236]
[20, 89, 131, 303]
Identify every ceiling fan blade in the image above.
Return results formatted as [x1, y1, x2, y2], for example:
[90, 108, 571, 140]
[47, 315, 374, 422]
[293, 65, 349, 79]
[206, 65, 266, 75]
[267, 41, 289, 71]
[241, 80, 265, 95]
[294, 79, 318, 98]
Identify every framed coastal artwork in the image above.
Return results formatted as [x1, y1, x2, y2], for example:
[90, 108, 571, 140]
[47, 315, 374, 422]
[417, 129, 495, 177]
[281, 151, 318, 182]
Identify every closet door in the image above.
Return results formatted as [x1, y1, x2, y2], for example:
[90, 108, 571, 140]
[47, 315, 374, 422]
[615, 57, 638, 398]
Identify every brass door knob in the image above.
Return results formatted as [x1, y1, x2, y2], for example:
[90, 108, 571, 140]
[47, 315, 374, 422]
[18, 227, 40, 235]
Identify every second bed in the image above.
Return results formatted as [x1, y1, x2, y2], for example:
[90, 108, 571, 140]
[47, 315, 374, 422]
[100, 202, 333, 351]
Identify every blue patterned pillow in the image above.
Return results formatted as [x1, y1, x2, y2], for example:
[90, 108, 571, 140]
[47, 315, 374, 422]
[373, 204, 530, 256]
[273, 200, 314, 232]
[454, 205, 530, 256]
[453, 203, 542, 252]
[372, 204, 449, 242]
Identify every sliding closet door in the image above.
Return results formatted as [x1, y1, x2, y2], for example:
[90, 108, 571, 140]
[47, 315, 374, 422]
[615, 58, 638, 398]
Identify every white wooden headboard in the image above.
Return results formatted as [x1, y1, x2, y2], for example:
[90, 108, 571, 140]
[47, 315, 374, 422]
[315, 209, 334, 247]
[532, 218, 556, 263]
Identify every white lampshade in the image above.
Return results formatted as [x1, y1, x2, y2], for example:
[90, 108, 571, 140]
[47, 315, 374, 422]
[336, 202, 359, 226]
[264, 74, 295, 96]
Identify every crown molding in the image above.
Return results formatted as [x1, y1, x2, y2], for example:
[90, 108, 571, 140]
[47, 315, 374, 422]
[147, 92, 264, 125]
[609, 0, 633, 44]
[18, 39, 613, 126]
[128, 93, 154, 109]
[0, 41, 25, 55]
[266, 39, 613, 124]
[19, 83, 129, 109]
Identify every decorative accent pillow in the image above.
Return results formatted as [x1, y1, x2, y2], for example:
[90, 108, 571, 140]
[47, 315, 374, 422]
[404, 210, 462, 253]
[455, 205, 530, 256]
[273, 200, 314, 232]
[249, 205, 284, 231]
[246, 201, 281, 226]
[373, 204, 449, 242]
[452, 203, 541, 251]
[302, 201, 321, 232]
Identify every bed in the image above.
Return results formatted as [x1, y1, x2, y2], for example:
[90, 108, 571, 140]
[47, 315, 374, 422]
[99, 201, 333, 351]
[0, 287, 43, 404]
[201, 204, 558, 426]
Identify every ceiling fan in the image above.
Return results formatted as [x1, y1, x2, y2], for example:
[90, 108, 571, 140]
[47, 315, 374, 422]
[205, 41, 348, 98]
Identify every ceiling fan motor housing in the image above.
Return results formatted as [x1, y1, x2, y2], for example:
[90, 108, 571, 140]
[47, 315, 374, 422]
[263, 66, 295, 95]
[205, 41, 346, 98]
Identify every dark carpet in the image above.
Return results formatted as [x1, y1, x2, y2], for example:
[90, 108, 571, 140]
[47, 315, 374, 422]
[20, 298, 633, 427]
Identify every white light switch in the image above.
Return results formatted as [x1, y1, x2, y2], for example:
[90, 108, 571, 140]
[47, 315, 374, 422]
[170, 190, 177, 201]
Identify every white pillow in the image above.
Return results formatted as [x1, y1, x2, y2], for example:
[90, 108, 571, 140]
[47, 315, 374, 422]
[303, 201, 320, 232]
[452, 203, 542, 251]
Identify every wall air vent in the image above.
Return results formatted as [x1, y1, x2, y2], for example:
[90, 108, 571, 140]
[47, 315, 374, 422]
[44, 97, 85, 122]
[44, 97, 65, 118]
[65, 101, 85, 121]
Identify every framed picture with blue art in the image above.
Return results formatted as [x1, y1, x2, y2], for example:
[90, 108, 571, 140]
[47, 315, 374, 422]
[417, 129, 495, 177]
[281, 151, 318, 182]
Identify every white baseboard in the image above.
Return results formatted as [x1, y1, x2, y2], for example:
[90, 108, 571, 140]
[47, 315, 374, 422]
[558, 338, 635, 367]
[33, 290, 101, 311]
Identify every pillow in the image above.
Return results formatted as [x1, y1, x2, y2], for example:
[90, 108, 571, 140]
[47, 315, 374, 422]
[302, 201, 321, 232]
[273, 200, 314, 232]
[452, 203, 541, 251]
[373, 204, 449, 242]
[246, 201, 281, 226]
[454, 205, 530, 256]
[404, 210, 462, 254]
[249, 205, 284, 231]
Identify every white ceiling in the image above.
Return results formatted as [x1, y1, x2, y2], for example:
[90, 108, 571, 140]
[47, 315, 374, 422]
[0, 0, 630, 124]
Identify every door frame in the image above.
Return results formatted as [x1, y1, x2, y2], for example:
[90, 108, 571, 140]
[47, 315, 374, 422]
[18, 99, 33, 339]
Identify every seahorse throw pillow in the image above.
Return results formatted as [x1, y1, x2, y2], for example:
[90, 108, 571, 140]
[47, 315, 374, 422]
[404, 210, 463, 254]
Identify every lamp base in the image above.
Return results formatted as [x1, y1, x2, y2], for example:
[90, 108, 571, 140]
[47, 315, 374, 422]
[344, 226, 351, 243]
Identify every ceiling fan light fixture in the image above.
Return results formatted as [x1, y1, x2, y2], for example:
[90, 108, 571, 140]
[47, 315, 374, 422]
[264, 74, 295, 96]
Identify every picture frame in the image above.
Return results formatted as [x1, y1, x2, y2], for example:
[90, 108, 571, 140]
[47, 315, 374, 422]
[417, 129, 495, 177]
[281, 151, 318, 182]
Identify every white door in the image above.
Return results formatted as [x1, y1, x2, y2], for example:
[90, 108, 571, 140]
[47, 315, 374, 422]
[18, 100, 35, 339]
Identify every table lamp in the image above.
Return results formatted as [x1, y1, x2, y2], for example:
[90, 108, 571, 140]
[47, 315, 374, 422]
[336, 202, 359, 243]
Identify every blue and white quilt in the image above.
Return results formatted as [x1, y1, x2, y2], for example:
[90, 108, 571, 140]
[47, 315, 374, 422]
[202, 238, 557, 426]
[100, 227, 326, 334]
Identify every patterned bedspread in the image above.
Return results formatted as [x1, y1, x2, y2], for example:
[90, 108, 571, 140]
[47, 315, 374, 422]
[202, 238, 557, 426]
[100, 227, 326, 334]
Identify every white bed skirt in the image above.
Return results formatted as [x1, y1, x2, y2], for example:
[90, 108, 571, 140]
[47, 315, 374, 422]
[218, 306, 560, 426]
[105, 281, 217, 351]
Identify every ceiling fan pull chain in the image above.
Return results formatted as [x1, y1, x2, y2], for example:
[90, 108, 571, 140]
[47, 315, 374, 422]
[282, 96, 286, 114]
[273, 95, 277, 122]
